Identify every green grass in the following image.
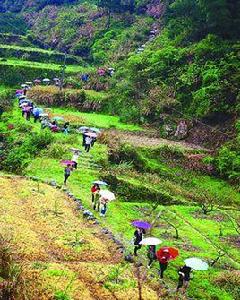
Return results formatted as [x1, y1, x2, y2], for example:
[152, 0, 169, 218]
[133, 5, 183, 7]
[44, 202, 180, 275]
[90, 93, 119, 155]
[2, 103, 240, 300]
[50, 107, 143, 131]
[0, 58, 93, 74]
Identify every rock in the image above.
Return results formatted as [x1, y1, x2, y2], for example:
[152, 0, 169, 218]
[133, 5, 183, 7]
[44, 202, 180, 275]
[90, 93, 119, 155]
[83, 210, 93, 218]
[101, 228, 109, 234]
[50, 180, 57, 186]
[125, 254, 134, 263]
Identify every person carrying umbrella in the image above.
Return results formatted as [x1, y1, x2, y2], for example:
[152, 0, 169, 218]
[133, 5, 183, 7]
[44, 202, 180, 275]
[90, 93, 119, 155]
[85, 135, 92, 152]
[133, 227, 145, 256]
[64, 164, 72, 185]
[99, 196, 108, 217]
[72, 150, 80, 169]
[158, 248, 171, 278]
[63, 122, 70, 135]
[156, 247, 179, 279]
[147, 245, 157, 268]
[176, 265, 192, 292]
[91, 183, 100, 204]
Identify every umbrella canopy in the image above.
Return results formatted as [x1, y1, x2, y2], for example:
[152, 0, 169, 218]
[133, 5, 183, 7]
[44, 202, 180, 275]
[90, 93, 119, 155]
[99, 190, 116, 201]
[70, 148, 81, 152]
[93, 180, 108, 186]
[78, 126, 90, 133]
[34, 79, 41, 83]
[43, 78, 50, 82]
[89, 127, 101, 133]
[53, 116, 64, 121]
[132, 220, 151, 230]
[21, 84, 28, 88]
[184, 258, 209, 271]
[60, 160, 75, 166]
[16, 89, 23, 94]
[25, 81, 33, 85]
[139, 237, 162, 246]
[85, 132, 97, 138]
[39, 113, 49, 118]
[18, 95, 26, 100]
[33, 108, 43, 115]
[156, 247, 179, 261]
[53, 77, 60, 81]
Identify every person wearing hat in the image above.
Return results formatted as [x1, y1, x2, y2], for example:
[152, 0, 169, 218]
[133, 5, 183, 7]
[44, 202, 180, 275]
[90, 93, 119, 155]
[159, 248, 171, 278]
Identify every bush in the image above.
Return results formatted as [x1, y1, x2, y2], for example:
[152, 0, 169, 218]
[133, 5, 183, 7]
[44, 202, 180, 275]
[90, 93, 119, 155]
[214, 271, 240, 300]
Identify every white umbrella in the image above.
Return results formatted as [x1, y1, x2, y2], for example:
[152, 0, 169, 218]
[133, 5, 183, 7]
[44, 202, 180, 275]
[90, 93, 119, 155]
[139, 237, 162, 246]
[43, 78, 50, 82]
[184, 258, 209, 271]
[93, 180, 108, 186]
[99, 190, 116, 201]
[21, 84, 28, 88]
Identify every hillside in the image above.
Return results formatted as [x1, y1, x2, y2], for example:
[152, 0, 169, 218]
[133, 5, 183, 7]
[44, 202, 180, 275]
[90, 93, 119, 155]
[0, 1, 240, 299]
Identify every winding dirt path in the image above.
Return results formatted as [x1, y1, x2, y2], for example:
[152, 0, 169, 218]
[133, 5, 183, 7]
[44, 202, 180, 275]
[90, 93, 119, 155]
[107, 129, 210, 151]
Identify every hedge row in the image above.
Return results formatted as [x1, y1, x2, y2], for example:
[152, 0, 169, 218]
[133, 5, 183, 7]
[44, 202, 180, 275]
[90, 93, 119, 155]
[102, 174, 184, 205]
[0, 45, 81, 64]
[0, 64, 60, 86]
[27, 86, 105, 112]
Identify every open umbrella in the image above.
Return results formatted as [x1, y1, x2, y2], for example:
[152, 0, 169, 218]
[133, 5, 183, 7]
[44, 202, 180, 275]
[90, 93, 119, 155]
[132, 220, 151, 230]
[93, 180, 108, 186]
[89, 127, 101, 133]
[39, 113, 49, 118]
[43, 78, 50, 82]
[99, 190, 116, 201]
[33, 108, 43, 115]
[60, 160, 75, 166]
[85, 132, 97, 138]
[34, 79, 41, 84]
[139, 237, 162, 246]
[70, 148, 81, 152]
[184, 258, 209, 271]
[157, 247, 179, 261]
[16, 89, 23, 94]
[78, 126, 90, 133]
[21, 84, 28, 88]
[25, 81, 33, 85]
[53, 116, 64, 122]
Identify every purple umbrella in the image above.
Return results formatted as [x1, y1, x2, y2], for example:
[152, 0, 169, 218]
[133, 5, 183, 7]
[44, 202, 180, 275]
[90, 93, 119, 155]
[132, 220, 151, 229]
[60, 160, 75, 166]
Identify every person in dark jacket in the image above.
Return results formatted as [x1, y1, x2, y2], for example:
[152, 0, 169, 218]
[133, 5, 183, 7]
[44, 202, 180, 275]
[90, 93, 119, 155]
[147, 245, 156, 268]
[176, 265, 192, 292]
[64, 164, 72, 185]
[133, 227, 145, 256]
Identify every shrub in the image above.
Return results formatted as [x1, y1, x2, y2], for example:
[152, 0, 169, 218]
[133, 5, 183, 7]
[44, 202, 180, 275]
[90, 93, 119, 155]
[214, 271, 240, 300]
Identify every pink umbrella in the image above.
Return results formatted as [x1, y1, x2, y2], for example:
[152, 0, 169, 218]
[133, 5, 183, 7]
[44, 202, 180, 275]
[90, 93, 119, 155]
[85, 132, 97, 138]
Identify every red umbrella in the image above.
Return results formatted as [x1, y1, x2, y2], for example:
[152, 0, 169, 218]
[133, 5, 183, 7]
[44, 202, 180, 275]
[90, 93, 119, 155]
[156, 247, 179, 261]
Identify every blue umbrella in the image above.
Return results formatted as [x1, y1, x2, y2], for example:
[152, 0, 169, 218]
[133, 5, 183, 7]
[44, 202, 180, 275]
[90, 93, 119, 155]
[33, 108, 43, 116]
[132, 220, 151, 229]
[78, 126, 90, 133]
[92, 180, 108, 186]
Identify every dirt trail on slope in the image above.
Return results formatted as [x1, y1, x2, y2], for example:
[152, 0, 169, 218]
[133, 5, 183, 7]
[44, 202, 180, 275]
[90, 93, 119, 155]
[107, 129, 210, 151]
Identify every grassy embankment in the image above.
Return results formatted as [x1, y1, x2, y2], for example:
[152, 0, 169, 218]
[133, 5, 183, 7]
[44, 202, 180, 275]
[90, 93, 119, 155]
[1, 100, 240, 300]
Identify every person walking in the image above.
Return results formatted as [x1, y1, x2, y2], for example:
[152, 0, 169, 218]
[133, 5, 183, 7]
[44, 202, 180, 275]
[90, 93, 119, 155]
[85, 136, 92, 152]
[64, 164, 72, 185]
[91, 183, 100, 203]
[72, 150, 80, 169]
[99, 197, 108, 217]
[176, 265, 192, 293]
[133, 227, 145, 256]
[159, 248, 171, 278]
[63, 122, 70, 134]
[147, 245, 156, 268]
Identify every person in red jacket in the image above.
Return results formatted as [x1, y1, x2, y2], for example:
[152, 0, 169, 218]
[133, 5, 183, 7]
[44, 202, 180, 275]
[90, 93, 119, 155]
[158, 249, 171, 278]
[91, 183, 100, 203]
